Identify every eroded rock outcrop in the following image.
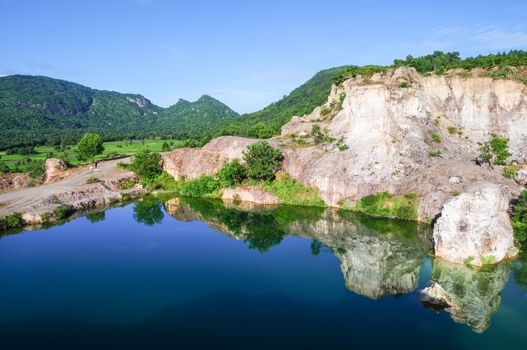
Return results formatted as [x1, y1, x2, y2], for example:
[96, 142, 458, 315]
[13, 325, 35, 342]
[44, 158, 68, 184]
[0, 173, 30, 192]
[433, 184, 517, 266]
[162, 67, 525, 221]
[421, 259, 511, 333]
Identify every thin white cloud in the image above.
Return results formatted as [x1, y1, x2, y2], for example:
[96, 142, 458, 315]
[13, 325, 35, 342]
[428, 24, 527, 51]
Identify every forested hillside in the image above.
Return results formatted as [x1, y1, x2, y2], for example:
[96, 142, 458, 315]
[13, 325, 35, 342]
[0, 75, 238, 149]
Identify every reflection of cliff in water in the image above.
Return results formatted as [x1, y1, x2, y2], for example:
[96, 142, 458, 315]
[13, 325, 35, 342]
[421, 259, 511, 333]
[283, 209, 432, 299]
[164, 197, 432, 299]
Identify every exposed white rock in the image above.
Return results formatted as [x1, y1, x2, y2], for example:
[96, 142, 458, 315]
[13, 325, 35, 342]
[162, 67, 526, 221]
[515, 168, 527, 185]
[433, 184, 518, 266]
[222, 186, 281, 205]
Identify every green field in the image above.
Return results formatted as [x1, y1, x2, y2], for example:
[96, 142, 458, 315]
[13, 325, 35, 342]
[0, 139, 183, 171]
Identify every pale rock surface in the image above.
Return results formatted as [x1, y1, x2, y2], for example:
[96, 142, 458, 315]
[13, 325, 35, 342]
[515, 168, 527, 185]
[44, 158, 68, 184]
[222, 186, 281, 205]
[0, 173, 30, 192]
[433, 184, 517, 265]
[162, 67, 525, 222]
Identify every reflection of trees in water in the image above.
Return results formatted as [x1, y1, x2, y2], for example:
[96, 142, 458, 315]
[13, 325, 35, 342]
[133, 198, 164, 226]
[421, 259, 511, 333]
[512, 244, 527, 291]
[162, 196, 515, 333]
[85, 211, 105, 223]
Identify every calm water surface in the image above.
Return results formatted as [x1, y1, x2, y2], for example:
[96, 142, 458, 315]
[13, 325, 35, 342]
[1, 197, 526, 349]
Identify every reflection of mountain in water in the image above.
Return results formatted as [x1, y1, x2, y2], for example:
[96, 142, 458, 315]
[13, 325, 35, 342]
[164, 197, 432, 299]
[421, 259, 511, 333]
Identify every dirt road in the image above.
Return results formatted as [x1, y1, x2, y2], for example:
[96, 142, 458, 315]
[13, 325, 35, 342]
[0, 158, 132, 216]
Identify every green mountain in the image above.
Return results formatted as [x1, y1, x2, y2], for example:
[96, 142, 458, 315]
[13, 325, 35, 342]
[0, 75, 239, 149]
[217, 66, 353, 138]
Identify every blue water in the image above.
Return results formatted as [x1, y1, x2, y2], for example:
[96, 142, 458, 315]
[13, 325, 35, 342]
[1, 198, 526, 349]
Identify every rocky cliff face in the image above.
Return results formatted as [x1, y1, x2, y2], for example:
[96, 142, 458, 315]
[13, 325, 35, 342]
[163, 67, 525, 222]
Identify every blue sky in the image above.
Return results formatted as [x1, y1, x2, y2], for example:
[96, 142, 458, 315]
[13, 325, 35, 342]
[1, 0, 527, 113]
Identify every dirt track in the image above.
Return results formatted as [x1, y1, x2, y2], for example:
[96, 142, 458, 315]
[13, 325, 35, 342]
[0, 158, 132, 216]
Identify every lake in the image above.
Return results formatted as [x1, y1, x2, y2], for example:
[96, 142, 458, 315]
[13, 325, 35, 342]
[1, 197, 526, 349]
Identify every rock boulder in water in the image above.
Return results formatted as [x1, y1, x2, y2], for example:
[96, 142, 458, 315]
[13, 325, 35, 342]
[433, 184, 517, 266]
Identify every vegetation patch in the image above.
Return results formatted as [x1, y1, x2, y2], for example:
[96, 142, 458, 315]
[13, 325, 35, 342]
[354, 192, 418, 220]
[180, 175, 220, 198]
[85, 177, 101, 184]
[512, 189, 527, 242]
[0, 212, 25, 231]
[428, 150, 442, 158]
[261, 172, 326, 207]
[480, 137, 511, 166]
[53, 204, 75, 220]
[128, 150, 162, 185]
[502, 166, 518, 179]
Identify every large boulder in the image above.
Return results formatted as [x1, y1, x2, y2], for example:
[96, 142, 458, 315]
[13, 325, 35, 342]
[44, 158, 68, 184]
[433, 184, 518, 266]
[222, 186, 281, 205]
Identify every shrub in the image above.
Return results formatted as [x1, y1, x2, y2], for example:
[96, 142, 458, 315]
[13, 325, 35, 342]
[243, 141, 282, 181]
[26, 159, 45, 180]
[355, 192, 418, 220]
[85, 177, 101, 184]
[161, 141, 171, 152]
[262, 172, 326, 207]
[512, 190, 527, 242]
[320, 107, 331, 116]
[54, 204, 75, 220]
[3, 213, 25, 229]
[336, 136, 349, 151]
[180, 175, 220, 197]
[129, 150, 162, 184]
[428, 150, 442, 158]
[489, 137, 511, 165]
[447, 126, 458, 134]
[503, 166, 518, 179]
[0, 161, 10, 173]
[311, 124, 335, 145]
[398, 81, 411, 88]
[431, 132, 441, 143]
[217, 159, 247, 187]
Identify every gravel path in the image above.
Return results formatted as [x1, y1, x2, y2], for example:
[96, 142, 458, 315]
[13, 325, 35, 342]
[0, 158, 132, 216]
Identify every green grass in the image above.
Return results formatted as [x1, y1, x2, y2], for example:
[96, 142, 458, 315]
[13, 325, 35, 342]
[354, 192, 418, 220]
[261, 172, 326, 207]
[0, 139, 181, 171]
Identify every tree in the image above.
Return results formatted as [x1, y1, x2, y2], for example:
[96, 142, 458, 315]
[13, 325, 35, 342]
[129, 150, 162, 183]
[76, 133, 104, 163]
[512, 190, 527, 242]
[243, 141, 283, 181]
[217, 159, 247, 187]
[161, 141, 171, 152]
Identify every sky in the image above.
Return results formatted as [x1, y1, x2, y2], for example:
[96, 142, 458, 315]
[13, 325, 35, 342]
[1, 0, 527, 113]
